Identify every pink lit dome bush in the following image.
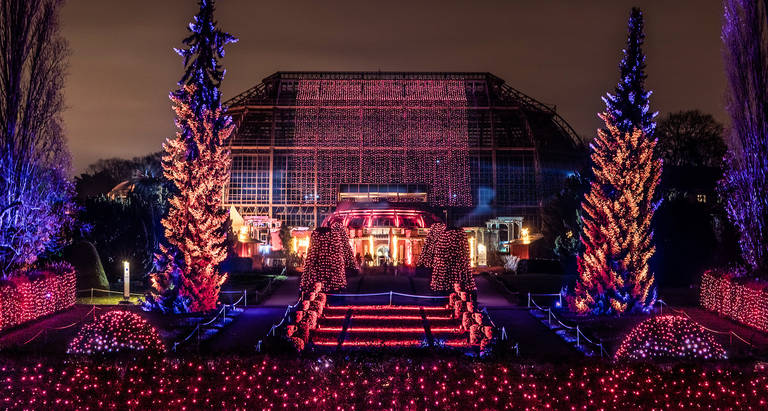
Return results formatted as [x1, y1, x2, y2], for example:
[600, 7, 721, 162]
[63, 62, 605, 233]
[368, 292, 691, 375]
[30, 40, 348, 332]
[615, 315, 726, 361]
[68, 310, 164, 356]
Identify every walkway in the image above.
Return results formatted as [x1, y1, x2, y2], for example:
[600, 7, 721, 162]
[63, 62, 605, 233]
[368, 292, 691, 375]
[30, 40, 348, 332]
[257, 275, 300, 307]
[485, 307, 581, 361]
[202, 275, 301, 354]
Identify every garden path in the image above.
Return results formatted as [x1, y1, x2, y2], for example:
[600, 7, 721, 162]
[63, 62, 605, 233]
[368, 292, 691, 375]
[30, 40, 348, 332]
[202, 275, 302, 353]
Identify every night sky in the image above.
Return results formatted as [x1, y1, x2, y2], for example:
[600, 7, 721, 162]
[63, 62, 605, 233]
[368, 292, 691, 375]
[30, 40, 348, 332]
[61, 0, 725, 174]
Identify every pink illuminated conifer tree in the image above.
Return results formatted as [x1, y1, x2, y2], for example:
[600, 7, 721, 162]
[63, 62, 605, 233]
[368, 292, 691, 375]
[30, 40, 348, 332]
[147, 85, 233, 312]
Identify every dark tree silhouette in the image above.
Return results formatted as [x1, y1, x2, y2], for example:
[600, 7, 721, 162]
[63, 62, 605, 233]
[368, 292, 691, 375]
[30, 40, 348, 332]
[0, 0, 73, 277]
[656, 111, 726, 168]
[541, 173, 589, 271]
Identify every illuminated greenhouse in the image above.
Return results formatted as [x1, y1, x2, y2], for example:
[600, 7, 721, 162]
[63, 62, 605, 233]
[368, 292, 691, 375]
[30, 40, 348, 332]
[223, 72, 584, 233]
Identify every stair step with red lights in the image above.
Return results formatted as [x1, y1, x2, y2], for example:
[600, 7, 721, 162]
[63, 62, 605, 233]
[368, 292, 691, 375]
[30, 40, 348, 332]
[311, 305, 469, 349]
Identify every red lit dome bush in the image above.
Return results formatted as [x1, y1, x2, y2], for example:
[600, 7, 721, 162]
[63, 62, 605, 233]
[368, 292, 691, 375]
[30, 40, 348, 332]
[68, 310, 164, 356]
[615, 315, 726, 361]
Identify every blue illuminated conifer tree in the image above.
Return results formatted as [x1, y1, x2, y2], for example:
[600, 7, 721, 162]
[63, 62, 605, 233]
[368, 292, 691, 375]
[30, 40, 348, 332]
[146, 0, 237, 312]
[571, 7, 661, 315]
[602, 7, 657, 136]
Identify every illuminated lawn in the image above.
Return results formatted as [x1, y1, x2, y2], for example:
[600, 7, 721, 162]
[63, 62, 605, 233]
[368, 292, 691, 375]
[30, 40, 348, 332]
[3, 356, 767, 409]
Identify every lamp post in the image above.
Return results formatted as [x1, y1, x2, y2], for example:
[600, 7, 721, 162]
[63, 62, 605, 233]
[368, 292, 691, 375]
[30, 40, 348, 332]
[120, 261, 131, 304]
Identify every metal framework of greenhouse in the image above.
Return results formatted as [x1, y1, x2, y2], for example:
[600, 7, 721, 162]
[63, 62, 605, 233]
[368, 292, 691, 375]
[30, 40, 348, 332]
[222, 71, 584, 230]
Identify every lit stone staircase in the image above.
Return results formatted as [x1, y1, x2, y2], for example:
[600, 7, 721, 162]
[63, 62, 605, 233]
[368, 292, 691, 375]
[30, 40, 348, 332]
[312, 305, 468, 348]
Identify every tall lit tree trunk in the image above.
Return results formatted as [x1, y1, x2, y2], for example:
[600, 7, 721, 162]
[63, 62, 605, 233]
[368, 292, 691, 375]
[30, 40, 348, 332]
[721, 0, 768, 275]
[0, 0, 72, 277]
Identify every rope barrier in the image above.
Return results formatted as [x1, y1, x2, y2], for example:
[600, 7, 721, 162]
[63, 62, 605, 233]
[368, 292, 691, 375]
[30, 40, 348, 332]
[19, 305, 99, 346]
[528, 293, 603, 355]
[77, 288, 143, 297]
[328, 292, 391, 297]
[21, 329, 45, 345]
[266, 299, 301, 337]
[656, 300, 754, 347]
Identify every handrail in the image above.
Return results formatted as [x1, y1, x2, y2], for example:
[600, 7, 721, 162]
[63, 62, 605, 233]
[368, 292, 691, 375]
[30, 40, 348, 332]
[327, 291, 449, 299]
[528, 292, 605, 357]
[265, 299, 301, 337]
[171, 296, 244, 352]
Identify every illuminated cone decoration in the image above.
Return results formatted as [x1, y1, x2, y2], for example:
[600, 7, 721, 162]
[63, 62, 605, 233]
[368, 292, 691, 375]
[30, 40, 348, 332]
[148, 85, 233, 312]
[571, 113, 661, 315]
[301, 227, 347, 292]
[330, 222, 356, 270]
[418, 223, 446, 268]
[430, 227, 475, 292]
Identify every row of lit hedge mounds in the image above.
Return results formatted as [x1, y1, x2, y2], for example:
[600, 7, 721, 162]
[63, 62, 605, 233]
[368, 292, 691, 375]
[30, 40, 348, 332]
[615, 315, 726, 361]
[700, 269, 768, 332]
[0, 263, 76, 331]
[3, 358, 766, 408]
[67, 310, 164, 356]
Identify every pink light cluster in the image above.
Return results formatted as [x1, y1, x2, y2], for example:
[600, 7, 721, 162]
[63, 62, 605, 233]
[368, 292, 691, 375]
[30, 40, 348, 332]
[615, 315, 726, 361]
[700, 270, 768, 332]
[293, 79, 471, 207]
[0, 264, 76, 331]
[67, 310, 164, 356]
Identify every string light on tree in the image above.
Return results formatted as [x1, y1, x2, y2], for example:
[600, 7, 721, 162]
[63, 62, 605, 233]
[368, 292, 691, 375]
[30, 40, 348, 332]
[417, 223, 445, 268]
[300, 227, 347, 292]
[330, 222, 356, 269]
[145, 0, 236, 313]
[430, 227, 475, 292]
[570, 113, 661, 315]
[146, 85, 233, 313]
[720, 0, 768, 275]
[570, 7, 661, 316]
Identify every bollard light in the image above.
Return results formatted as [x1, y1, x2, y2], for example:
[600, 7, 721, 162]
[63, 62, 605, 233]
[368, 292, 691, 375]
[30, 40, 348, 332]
[122, 261, 130, 302]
